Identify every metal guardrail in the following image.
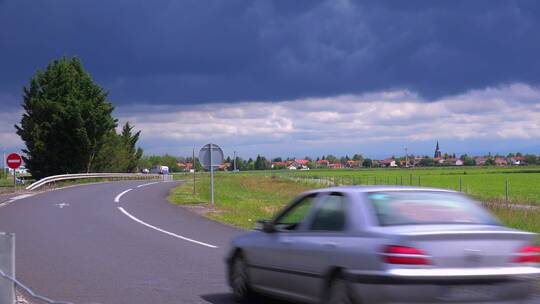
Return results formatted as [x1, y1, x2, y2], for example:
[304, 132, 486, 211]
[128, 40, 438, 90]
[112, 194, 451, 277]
[0, 267, 73, 304]
[26, 173, 163, 191]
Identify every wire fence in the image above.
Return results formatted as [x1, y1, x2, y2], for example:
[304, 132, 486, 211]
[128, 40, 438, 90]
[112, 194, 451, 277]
[273, 172, 540, 205]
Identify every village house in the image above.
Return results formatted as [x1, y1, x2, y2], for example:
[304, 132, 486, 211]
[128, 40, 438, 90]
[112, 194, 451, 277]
[176, 162, 193, 172]
[379, 158, 398, 167]
[474, 157, 487, 166]
[327, 163, 343, 169]
[510, 156, 526, 165]
[345, 160, 360, 168]
[495, 157, 507, 166]
[316, 159, 330, 168]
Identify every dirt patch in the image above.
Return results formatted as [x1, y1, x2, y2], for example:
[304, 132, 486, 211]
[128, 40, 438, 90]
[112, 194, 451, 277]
[181, 203, 226, 216]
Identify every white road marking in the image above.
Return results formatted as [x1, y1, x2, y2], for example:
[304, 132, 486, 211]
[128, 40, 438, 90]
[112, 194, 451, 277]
[0, 200, 14, 208]
[136, 182, 160, 188]
[114, 189, 133, 203]
[117, 207, 218, 249]
[55, 203, 70, 208]
[10, 194, 35, 201]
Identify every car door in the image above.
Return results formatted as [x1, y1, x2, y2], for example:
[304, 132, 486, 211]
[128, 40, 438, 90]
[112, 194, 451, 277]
[246, 193, 320, 297]
[275, 192, 350, 300]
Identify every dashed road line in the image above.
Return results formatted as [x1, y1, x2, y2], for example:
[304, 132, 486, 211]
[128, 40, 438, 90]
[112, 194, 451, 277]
[114, 189, 133, 203]
[136, 182, 160, 188]
[117, 206, 218, 249]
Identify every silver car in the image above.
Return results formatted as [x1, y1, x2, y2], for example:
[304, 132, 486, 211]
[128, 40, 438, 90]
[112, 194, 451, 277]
[226, 186, 540, 304]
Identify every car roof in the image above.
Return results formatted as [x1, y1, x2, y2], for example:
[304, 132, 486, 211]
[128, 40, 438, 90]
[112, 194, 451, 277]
[305, 185, 457, 195]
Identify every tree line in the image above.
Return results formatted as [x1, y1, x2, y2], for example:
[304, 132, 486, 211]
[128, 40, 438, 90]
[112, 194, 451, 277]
[16, 57, 143, 179]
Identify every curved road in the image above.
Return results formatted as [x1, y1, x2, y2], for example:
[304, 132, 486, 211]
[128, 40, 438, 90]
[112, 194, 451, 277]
[0, 180, 242, 304]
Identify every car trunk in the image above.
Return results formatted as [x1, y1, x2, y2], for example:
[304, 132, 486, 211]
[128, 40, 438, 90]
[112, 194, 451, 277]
[381, 224, 537, 268]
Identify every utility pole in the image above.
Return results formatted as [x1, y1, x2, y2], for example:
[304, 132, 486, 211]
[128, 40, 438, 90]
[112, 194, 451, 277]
[210, 143, 215, 208]
[2, 147, 5, 177]
[233, 151, 237, 172]
[192, 147, 196, 195]
[404, 147, 409, 168]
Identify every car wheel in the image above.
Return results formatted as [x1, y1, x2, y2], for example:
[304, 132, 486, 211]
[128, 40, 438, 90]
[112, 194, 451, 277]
[326, 275, 355, 304]
[230, 255, 255, 302]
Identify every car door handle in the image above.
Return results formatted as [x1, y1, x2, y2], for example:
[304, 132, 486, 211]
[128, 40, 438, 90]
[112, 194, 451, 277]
[323, 243, 337, 248]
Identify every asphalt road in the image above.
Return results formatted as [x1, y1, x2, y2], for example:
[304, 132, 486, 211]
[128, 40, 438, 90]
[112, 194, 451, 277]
[0, 180, 245, 304]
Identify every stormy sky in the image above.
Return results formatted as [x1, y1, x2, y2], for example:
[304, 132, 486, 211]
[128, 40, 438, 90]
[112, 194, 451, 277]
[1, 0, 539, 158]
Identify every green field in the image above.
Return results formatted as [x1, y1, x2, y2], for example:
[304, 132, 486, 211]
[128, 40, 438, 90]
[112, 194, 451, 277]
[263, 166, 540, 204]
[169, 171, 540, 234]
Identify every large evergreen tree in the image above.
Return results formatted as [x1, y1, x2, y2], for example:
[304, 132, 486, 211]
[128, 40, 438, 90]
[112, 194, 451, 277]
[15, 57, 117, 179]
[93, 122, 144, 173]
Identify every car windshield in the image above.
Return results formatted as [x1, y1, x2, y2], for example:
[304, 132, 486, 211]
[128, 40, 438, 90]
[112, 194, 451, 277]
[368, 191, 500, 226]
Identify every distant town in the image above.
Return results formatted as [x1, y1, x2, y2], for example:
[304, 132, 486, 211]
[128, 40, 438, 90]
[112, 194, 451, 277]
[171, 141, 539, 172]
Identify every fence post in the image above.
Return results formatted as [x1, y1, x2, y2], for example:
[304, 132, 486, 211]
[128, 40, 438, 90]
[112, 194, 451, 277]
[400, 176, 403, 185]
[418, 176, 420, 186]
[0, 233, 15, 304]
[505, 177, 509, 202]
[459, 176, 462, 192]
[409, 174, 412, 185]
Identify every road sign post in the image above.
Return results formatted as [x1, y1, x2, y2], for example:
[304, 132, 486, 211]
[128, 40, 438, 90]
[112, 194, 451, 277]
[198, 143, 224, 209]
[6, 153, 22, 189]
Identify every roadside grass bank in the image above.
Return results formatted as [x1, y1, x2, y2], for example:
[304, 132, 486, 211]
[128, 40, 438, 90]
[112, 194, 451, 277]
[168, 174, 540, 235]
[168, 174, 310, 229]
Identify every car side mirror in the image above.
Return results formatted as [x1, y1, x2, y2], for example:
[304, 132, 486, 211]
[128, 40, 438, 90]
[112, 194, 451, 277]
[255, 219, 275, 233]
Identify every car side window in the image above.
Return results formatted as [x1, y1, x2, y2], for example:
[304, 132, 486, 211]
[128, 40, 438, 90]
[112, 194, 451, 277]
[274, 194, 317, 231]
[309, 193, 346, 231]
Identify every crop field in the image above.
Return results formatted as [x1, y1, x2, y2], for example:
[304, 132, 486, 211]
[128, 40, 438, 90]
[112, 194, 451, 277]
[169, 171, 540, 235]
[259, 166, 540, 205]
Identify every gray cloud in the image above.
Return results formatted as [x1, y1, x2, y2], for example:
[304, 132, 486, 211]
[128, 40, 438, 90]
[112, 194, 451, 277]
[1, 0, 540, 110]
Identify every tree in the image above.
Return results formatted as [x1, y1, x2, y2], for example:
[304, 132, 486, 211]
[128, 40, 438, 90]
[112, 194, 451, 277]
[120, 122, 143, 172]
[16, 57, 117, 179]
[484, 157, 496, 166]
[362, 158, 372, 168]
[93, 122, 143, 173]
[326, 155, 338, 163]
[418, 158, 435, 167]
[463, 158, 476, 166]
[352, 154, 363, 161]
[525, 154, 537, 165]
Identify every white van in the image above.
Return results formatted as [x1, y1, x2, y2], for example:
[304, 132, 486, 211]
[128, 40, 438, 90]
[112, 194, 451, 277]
[150, 165, 169, 175]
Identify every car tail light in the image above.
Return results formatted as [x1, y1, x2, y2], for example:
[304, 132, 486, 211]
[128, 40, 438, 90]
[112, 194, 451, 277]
[513, 245, 540, 263]
[382, 245, 431, 265]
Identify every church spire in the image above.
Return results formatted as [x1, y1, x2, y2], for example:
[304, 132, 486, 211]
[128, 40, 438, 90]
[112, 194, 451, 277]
[434, 141, 441, 158]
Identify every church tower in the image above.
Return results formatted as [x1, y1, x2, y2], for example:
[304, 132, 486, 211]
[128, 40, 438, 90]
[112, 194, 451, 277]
[434, 141, 442, 158]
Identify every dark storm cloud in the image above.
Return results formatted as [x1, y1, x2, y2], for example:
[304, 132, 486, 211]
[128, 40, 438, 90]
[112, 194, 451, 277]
[1, 0, 540, 109]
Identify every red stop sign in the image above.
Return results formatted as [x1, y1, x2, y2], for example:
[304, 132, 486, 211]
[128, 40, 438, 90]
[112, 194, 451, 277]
[6, 153, 22, 170]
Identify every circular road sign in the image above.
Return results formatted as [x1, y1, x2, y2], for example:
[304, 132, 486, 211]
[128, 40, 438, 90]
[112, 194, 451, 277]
[199, 143, 224, 171]
[6, 153, 22, 170]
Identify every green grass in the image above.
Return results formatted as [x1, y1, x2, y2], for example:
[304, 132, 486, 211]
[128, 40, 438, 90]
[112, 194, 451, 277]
[266, 166, 540, 204]
[0, 177, 13, 187]
[168, 174, 310, 229]
[168, 173, 540, 235]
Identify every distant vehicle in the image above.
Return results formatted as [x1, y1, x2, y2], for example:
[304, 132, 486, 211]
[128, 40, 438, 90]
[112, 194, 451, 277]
[227, 186, 540, 304]
[141, 168, 150, 174]
[150, 165, 169, 175]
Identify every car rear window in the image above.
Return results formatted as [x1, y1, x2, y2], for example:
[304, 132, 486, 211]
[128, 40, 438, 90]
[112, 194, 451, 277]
[368, 191, 500, 226]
